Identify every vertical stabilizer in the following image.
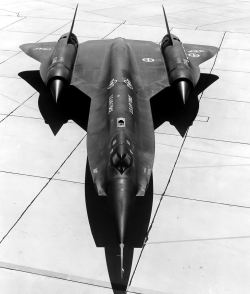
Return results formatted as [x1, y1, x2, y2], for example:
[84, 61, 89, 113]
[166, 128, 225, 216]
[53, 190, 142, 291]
[67, 4, 78, 43]
[162, 5, 173, 45]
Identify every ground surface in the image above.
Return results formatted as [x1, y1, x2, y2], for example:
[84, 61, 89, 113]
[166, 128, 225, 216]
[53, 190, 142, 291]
[1, 0, 250, 293]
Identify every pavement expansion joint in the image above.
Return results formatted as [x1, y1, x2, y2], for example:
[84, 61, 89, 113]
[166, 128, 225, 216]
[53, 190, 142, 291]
[197, 16, 248, 30]
[36, 20, 72, 42]
[0, 92, 37, 124]
[203, 96, 250, 104]
[177, 163, 250, 169]
[102, 20, 126, 39]
[0, 51, 21, 65]
[0, 261, 167, 294]
[0, 17, 26, 31]
[0, 135, 86, 244]
[164, 193, 250, 209]
[156, 132, 250, 147]
[146, 235, 250, 245]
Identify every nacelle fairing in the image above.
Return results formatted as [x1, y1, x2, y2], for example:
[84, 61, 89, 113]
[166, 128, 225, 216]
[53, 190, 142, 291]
[161, 34, 195, 85]
[44, 33, 78, 101]
[161, 33, 196, 104]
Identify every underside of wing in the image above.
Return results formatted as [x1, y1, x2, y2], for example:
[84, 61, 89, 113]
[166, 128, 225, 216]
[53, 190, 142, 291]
[20, 42, 56, 63]
[183, 43, 219, 66]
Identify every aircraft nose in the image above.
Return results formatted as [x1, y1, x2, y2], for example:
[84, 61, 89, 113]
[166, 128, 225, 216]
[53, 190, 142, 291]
[107, 178, 135, 245]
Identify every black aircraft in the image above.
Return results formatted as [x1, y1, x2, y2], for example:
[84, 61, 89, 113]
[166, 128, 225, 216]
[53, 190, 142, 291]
[20, 5, 218, 279]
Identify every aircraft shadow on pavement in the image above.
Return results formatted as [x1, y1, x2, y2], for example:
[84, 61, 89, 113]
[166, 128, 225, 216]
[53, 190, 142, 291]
[151, 73, 219, 136]
[85, 161, 153, 292]
[19, 70, 218, 292]
[18, 70, 90, 135]
[19, 71, 218, 138]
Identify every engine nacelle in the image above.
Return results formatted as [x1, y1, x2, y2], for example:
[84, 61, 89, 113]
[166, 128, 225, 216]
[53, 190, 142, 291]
[161, 34, 195, 104]
[46, 33, 78, 102]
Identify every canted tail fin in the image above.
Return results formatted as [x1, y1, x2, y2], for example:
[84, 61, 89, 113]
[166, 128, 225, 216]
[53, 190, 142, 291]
[162, 5, 173, 45]
[67, 4, 78, 44]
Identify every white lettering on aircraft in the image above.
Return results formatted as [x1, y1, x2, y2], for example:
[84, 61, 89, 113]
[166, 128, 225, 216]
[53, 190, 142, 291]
[107, 78, 117, 89]
[142, 58, 155, 62]
[108, 94, 114, 113]
[124, 78, 133, 89]
[128, 95, 133, 114]
[34, 47, 52, 51]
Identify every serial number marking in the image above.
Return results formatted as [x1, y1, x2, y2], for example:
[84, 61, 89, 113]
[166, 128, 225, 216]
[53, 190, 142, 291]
[107, 78, 117, 89]
[108, 94, 114, 113]
[124, 78, 133, 90]
[128, 94, 133, 114]
[34, 47, 52, 51]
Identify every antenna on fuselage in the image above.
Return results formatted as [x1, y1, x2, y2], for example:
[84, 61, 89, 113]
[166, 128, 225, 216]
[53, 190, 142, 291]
[162, 5, 173, 45]
[67, 3, 78, 44]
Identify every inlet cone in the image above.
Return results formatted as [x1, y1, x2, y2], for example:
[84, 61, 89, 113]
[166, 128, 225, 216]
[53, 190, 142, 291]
[50, 79, 65, 103]
[176, 80, 191, 105]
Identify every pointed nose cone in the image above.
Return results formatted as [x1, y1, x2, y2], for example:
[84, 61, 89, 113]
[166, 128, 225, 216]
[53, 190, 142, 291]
[120, 243, 125, 279]
[49, 79, 65, 103]
[108, 178, 135, 246]
[176, 80, 191, 105]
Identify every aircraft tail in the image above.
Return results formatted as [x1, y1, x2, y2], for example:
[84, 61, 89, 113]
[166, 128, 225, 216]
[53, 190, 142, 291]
[67, 4, 78, 44]
[162, 5, 173, 45]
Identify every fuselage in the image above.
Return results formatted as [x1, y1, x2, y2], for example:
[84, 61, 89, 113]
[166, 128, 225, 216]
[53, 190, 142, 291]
[105, 39, 139, 245]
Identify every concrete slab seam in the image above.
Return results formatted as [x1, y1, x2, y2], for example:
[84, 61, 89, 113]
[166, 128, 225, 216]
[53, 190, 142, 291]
[0, 261, 169, 294]
[15, 15, 121, 24]
[197, 15, 250, 30]
[146, 235, 250, 245]
[0, 9, 20, 17]
[0, 92, 37, 124]
[36, 20, 73, 42]
[102, 20, 127, 39]
[0, 16, 26, 31]
[0, 134, 86, 244]
[0, 51, 20, 65]
[0, 169, 85, 185]
[156, 143, 250, 160]
[155, 132, 250, 146]
[202, 96, 250, 104]
[164, 193, 250, 209]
